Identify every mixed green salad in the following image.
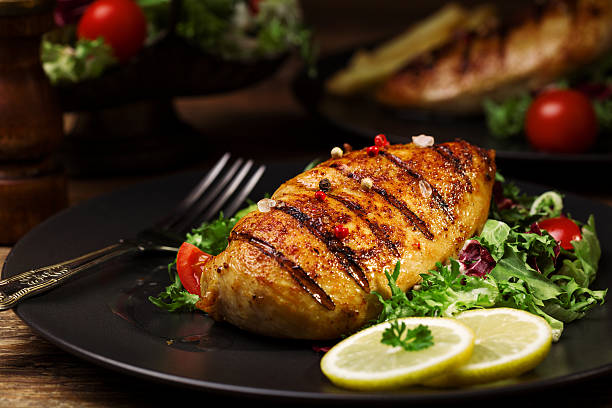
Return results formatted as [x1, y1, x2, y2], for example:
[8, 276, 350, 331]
[150, 169, 606, 342]
[42, 0, 315, 84]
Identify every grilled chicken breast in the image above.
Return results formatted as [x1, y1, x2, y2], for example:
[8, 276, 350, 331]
[197, 140, 496, 340]
[376, 0, 612, 113]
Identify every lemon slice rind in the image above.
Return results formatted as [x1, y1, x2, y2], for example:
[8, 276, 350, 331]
[320, 317, 475, 391]
[425, 308, 552, 387]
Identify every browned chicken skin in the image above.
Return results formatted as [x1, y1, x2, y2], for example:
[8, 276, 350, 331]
[376, 0, 612, 113]
[197, 140, 496, 340]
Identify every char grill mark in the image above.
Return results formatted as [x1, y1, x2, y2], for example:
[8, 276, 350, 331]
[431, 144, 474, 192]
[230, 232, 335, 310]
[327, 193, 401, 256]
[328, 163, 435, 240]
[274, 203, 370, 292]
[379, 151, 455, 221]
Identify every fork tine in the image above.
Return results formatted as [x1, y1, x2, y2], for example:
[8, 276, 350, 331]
[199, 159, 254, 223]
[221, 164, 266, 218]
[170, 158, 245, 234]
[157, 152, 231, 230]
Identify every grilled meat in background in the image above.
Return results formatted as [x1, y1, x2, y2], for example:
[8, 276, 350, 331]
[196, 140, 496, 340]
[375, 0, 612, 114]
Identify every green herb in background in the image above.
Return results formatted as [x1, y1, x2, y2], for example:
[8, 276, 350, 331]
[593, 98, 612, 132]
[175, 0, 237, 55]
[172, 0, 316, 62]
[136, 0, 173, 41]
[482, 93, 532, 139]
[255, 0, 317, 75]
[41, 37, 117, 84]
[381, 322, 434, 351]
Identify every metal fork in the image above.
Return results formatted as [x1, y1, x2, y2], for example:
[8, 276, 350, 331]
[0, 153, 265, 310]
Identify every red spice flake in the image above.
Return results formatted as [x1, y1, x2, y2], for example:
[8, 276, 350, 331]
[314, 190, 327, 201]
[366, 146, 379, 157]
[334, 224, 349, 239]
[413, 242, 421, 250]
[374, 134, 390, 147]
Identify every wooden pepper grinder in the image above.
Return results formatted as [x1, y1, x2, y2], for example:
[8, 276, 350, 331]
[0, 0, 67, 244]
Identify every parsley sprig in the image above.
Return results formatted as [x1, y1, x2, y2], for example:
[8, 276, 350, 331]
[381, 322, 434, 351]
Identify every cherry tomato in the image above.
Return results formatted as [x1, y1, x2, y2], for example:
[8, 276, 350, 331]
[525, 89, 598, 154]
[538, 217, 582, 250]
[176, 242, 212, 295]
[77, 0, 147, 62]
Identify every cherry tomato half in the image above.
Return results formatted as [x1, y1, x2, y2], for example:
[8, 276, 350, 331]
[176, 242, 212, 295]
[525, 89, 598, 154]
[77, 0, 147, 62]
[538, 216, 582, 250]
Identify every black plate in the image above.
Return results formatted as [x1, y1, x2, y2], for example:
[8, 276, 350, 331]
[3, 160, 612, 404]
[292, 47, 612, 187]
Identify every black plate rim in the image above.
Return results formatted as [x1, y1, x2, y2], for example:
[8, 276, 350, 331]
[13, 311, 612, 404]
[4, 165, 612, 403]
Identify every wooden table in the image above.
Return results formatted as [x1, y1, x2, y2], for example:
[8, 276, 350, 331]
[2, 1, 612, 406]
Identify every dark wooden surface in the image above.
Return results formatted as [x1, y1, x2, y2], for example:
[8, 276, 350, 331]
[1, 1, 612, 406]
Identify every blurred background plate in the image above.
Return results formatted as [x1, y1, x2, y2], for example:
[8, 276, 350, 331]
[292, 45, 612, 192]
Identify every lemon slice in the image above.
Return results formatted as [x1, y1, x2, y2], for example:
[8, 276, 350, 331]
[320, 317, 475, 390]
[425, 308, 552, 387]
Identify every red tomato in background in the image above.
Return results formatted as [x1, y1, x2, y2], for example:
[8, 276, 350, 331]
[525, 89, 598, 154]
[538, 217, 582, 250]
[176, 242, 212, 295]
[77, 0, 147, 62]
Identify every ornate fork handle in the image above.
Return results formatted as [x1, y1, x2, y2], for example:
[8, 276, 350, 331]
[0, 240, 177, 310]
